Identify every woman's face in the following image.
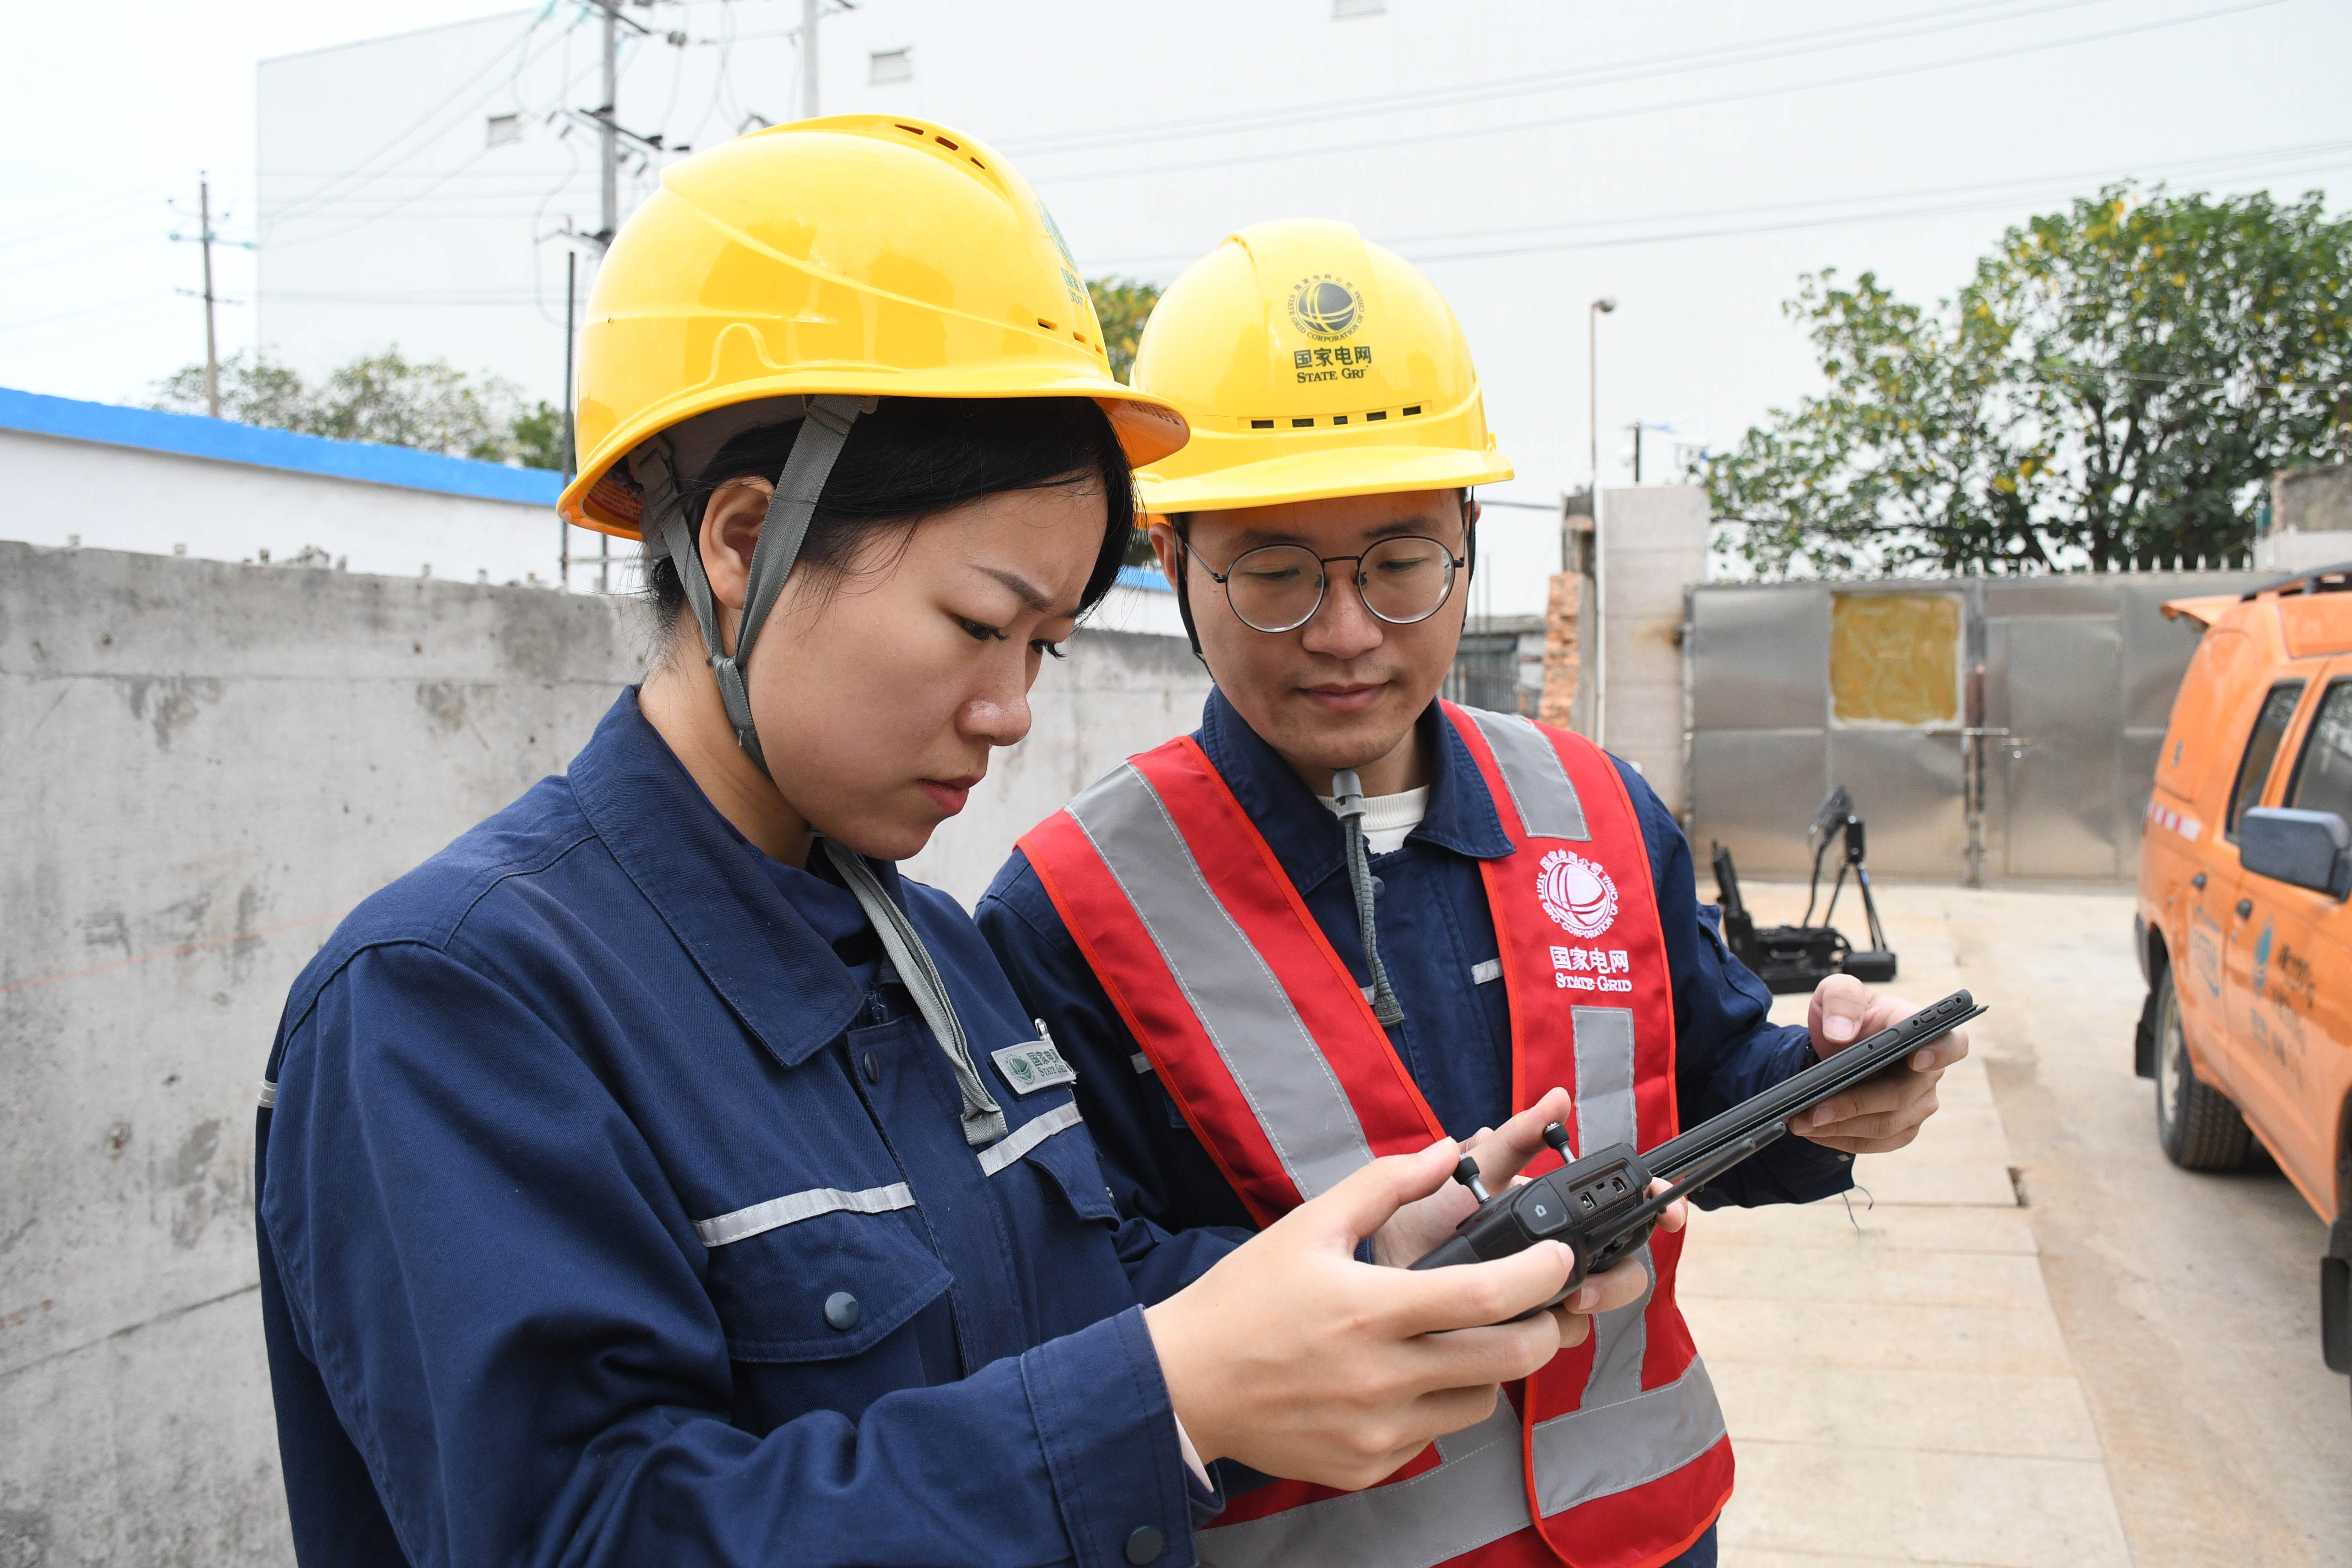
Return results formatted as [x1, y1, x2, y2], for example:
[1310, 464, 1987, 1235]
[733, 480, 1101, 860]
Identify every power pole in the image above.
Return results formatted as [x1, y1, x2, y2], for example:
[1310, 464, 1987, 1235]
[802, 0, 820, 117]
[199, 174, 220, 417]
[599, 3, 619, 247]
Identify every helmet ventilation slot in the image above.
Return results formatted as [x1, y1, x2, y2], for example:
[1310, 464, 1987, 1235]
[1246, 411, 1401, 430]
[1402, 405, 1422, 416]
[1037, 318, 1059, 331]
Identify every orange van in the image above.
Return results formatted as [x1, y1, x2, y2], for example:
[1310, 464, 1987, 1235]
[2135, 566, 2352, 1408]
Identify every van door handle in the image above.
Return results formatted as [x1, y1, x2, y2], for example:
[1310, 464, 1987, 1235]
[2236, 898, 2254, 919]
[2191, 872, 2207, 890]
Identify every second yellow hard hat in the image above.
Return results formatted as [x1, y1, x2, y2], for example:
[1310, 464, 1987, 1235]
[1130, 219, 1512, 513]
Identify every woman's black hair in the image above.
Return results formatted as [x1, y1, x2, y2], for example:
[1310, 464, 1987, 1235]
[648, 395, 1135, 631]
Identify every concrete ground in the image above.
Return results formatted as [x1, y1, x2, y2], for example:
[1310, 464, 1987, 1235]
[1678, 881, 2350, 1568]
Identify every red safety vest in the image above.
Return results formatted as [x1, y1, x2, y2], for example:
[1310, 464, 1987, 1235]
[1018, 703, 1731, 1568]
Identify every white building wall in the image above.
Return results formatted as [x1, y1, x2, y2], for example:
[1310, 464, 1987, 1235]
[2, 427, 572, 588]
[1598, 483, 1708, 814]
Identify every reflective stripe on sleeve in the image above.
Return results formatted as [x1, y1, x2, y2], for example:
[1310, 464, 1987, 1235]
[976, 1099, 1083, 1176]
[257, 1079, 278, 1109]
[1130, 1052, 1154, 1075]
[1197, 1402, 1533, 1568]
[1531, 1358, 1729, 1519]
[1470, 958, 1502, 985]
[1065, 762, 1375, 1202]
[1465, 708, 1589, 842]
[694, 1182, 915, 1248]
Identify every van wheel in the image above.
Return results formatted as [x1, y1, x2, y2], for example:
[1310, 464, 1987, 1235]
[2154, 972, 2254, 1171]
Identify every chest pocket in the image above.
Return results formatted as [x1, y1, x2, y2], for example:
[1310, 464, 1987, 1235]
[1010, 1103, 1119, 1228]
[699, 1183, 952, 1362]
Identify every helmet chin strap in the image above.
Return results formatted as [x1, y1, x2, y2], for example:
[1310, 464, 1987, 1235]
[654, 394, 878, 777]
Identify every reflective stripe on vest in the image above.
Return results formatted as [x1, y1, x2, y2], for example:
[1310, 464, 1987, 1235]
[1018, 705, 1732, 1568]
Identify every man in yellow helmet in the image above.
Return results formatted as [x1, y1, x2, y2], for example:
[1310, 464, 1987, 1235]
[979, 220, 1971, 1568]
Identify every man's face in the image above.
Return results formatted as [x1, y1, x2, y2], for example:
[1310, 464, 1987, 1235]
[1153, 490, 1470, 785]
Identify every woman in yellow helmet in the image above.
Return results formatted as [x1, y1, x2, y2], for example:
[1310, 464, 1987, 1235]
[253, 121, 1639, 1568]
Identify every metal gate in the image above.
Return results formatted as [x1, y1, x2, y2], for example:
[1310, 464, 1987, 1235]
[1688, 571, 2266, 884]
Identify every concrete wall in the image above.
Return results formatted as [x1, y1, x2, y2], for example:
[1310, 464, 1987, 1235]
[0, 542, 650, 1563]
[0, 541, 1207, 1560]
[904, 635, 1213, 906]
[1596, 485, 1708, 814]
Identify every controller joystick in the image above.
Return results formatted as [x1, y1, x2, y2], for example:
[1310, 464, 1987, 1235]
[1451, 1155, 1492, 1204]
[1541, 1122, 1572, 1158]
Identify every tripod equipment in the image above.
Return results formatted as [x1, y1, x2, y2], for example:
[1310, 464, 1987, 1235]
[1802, 787, 1896, 982]
[1710, 787, 1899, 993]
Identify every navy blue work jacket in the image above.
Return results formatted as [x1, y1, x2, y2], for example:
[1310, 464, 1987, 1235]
[256, 691, 1232, 1568]
[978, 691, 1854, 1238]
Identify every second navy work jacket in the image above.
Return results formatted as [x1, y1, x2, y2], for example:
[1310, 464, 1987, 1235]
[978, 690, 1856, 1237]
[256, 691, 1233, 1568]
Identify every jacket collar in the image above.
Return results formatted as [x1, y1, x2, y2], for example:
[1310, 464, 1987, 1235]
[1194, 686, 1514, 894]
[568, 689, 863, 1068]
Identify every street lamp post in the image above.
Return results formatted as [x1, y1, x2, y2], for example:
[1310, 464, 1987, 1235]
[1587, 297, 1616, 749]
[1587, 296, 1616, 491]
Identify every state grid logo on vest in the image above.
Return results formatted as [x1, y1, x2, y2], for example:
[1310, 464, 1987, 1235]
[1538, 849, 1633, 992]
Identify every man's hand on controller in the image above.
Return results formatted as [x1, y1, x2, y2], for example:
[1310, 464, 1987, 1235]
[1369, 1086, 1679, 1323]
[1797, 974, 1971, 1154]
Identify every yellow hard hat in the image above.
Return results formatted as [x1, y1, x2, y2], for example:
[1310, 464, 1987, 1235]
[559, 114, 1189, 536]
[1129, 219, 1510, 514]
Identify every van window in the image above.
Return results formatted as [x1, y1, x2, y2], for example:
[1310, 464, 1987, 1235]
[2225, 681, 2306, 840]
[2287, 679, 2352, 825]
[2155, 629, 2251, 800]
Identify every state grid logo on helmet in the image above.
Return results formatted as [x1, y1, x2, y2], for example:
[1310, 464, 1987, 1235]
[1538, 849, 1618, 938]
[1287, 274, 1364, 340]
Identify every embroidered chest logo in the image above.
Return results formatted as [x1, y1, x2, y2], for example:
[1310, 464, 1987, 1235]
[1537, 848, 1618, 938]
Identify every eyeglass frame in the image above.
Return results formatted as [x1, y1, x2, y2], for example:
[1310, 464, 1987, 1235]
[1177, 532, 1470, 634]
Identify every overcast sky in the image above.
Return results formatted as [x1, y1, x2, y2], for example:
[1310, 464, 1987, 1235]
[4, 0, 2347, 509]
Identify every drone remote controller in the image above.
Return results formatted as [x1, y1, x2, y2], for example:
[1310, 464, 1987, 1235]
[1407, 988, 1986, 1306]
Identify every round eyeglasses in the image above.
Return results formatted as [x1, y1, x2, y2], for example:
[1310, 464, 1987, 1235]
[1189, 534, 1466, 634]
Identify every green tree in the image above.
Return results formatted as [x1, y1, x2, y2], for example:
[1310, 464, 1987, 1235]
[509, 400, 569, 474]
[1707, 185, 2352, 577]
[152, 351, 312, 431]
[150, 348, 565, 471]
[1087, 275, 1167, 565]
[1088, 275, 1160, 384]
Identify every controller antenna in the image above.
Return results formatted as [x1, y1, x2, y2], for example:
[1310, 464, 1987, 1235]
[1542, 1122, 1573, 1158]
[1451, 1155, 1492, 1203]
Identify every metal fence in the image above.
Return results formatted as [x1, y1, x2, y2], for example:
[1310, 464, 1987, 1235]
[1446, 630, 1528, 714]
[1687, 570, 2268, 884]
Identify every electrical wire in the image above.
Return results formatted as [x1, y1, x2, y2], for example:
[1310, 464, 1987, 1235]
[262, 13, 553, 232]
[1399, 156, 2352, 265]
[266, 15, 609, 252]
[1365, 136, 2352, 253]
[1027, 0, 2292, 188]
[1075, 137, 2352, 275]
[1004, 0, 2099, 158]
